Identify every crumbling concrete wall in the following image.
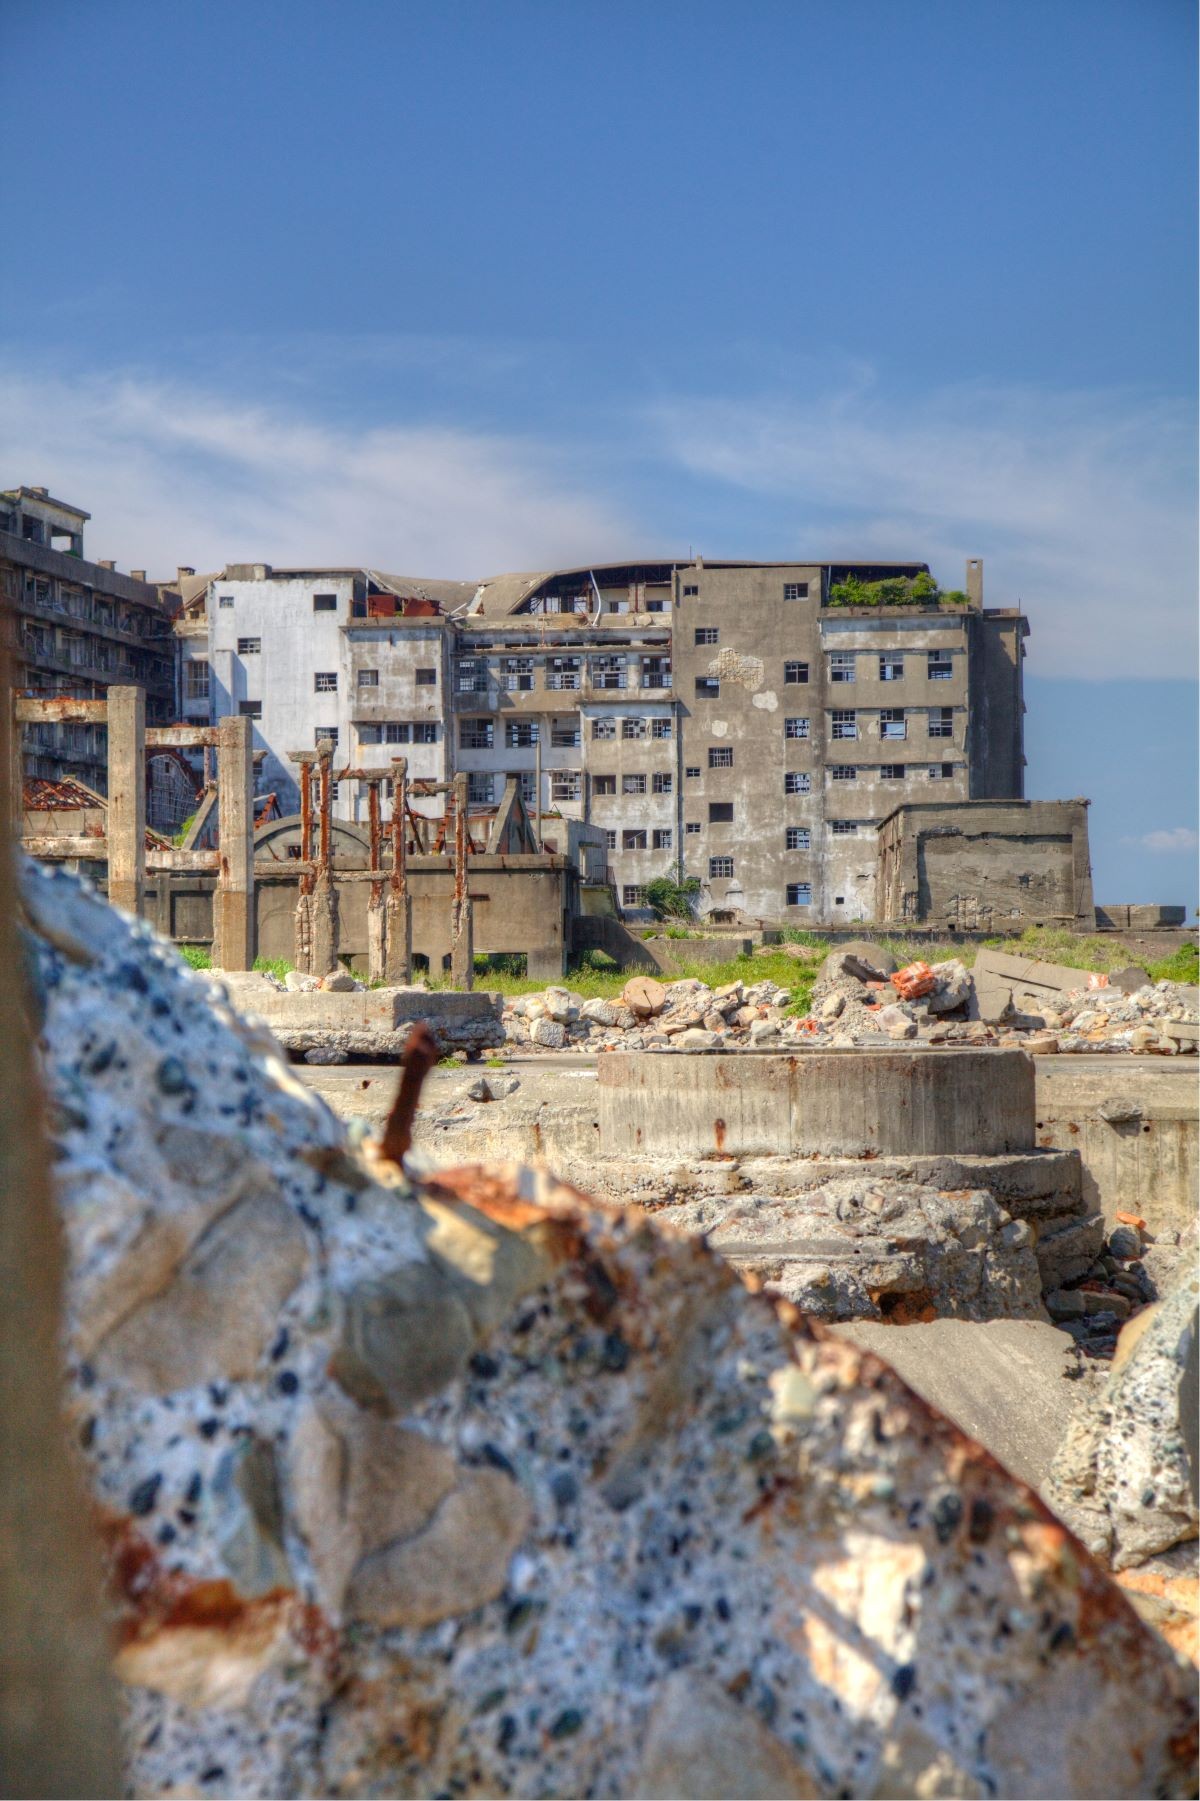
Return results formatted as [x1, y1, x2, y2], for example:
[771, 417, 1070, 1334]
[877, 798, 1094, 929]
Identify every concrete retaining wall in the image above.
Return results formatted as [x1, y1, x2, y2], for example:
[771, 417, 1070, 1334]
[1034, 1060, 1198, 1237]
[598, 1048, 1034, 1159]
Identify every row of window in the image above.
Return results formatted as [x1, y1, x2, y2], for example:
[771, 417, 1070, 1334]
[829, 763, 957, 783]
[683, 581, 809, 602]
[455, 654, 672, 694]
[593, 772, 673, 796]
[831, 706, 954, 740]
[219, 591, 340, 612]
[620, 878, 816, 908]
[830, 650, 954, 683]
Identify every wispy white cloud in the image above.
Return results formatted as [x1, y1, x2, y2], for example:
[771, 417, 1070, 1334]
[1122, 826, 1199, 853]
[0, 364, 630, 578]
[650, 375, 1196, 679]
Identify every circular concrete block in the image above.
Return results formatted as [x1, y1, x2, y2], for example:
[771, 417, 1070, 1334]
[598, 1048, 1035, 1160]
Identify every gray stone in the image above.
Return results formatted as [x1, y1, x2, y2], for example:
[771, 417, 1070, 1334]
[634, 1670, 818, 1799]
[530, 1016, 567, 1049]
[320, 970, 358, 992]
[819, 940, 898, 985]
[345, 1468, 530, 1629]
[304, 1045, 348, 1065]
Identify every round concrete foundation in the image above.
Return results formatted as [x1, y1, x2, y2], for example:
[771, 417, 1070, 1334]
[597, 1047, 1035, 1160]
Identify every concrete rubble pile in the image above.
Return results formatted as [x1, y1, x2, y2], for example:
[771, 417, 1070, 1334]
[19, 860, 1199, 1798]
[499, 944, 1199, 1059]
[213, 968, 505, 1063]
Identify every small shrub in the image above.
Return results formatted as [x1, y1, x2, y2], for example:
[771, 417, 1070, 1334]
[177, 944, 211, 971]
[254, 955, 293, 981]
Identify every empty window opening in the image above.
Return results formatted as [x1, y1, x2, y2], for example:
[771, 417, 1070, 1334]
[312, 593, 337, 612]
[783, 581, 809, 600]
[314, 726, 339, 747]
[928, 651, 953, 680]
[830, 820, 857, 836]
[830, 764, 857, 781]
[708, 746, 733, 768]
[787, 882, 812, 904]
[786, 826, 810, 850]
[685, 821, 701, 835]
[829, 652, 856, 683]
[237, 636, 261, 655]
[468, 772, 494, 804]
[593, 774, 616, 796]
[695, 626, 719, 646]
[685, 765, 701, 778]
[238, 699, 262, 719]
[928, 762, 955, 780]
[551, 718, 580, 746]
[880, 763, 906, 780]
[653, 828, 673, 850]
[709, 802, 734, 822]
[880, 707, 906, 740]
[415, 667, 437, 686]
[460, 719, 493, 749]
[622, 716, 647, 739]
[652, 771, 673, 794]
[551, 770, 582, 801]
[622, 773, 647, 795]
[314, 671, 338, 693]
[651, 717, 673, 739]
[785, 772, 811, 794]
[784, 716, 809, 739]
[592, 716, 616, 740]
[928, 707, 954, 738]
[784, 660, 809, 684]
[506, 719, 539, 748]
[695, 677, 720, 699]
[358, 668, 379, 687]
[623, 829, 648, 851]
[502, 657, 535, 691]
[831, 709, 857, 740]
[879, 655, 904, 682]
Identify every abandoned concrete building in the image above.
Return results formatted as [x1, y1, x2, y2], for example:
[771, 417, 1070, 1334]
[174, 553, 1031, 925]
[875, 798, 1095, 929]
[0, 488, 175, 790]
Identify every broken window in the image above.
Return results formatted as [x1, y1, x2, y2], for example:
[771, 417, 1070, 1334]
[652, 772, 673, 794]
[622, 773, 647, 795]
[685, 765, 701, 778]
[927, 762, 955, 780]
[653, 828, 673, 850]
[415, 667, 437, 686]
[456, 659, 488, 693]
[786, 826, 811, 851]
[830, 819, 857, 835]
[786, 882, 812, 904]
[709, 856, 734, 878]
[622, 716, 647, 739]
[217, 594, 235, 608]
[831, 709, 857, 739]
[784, 716, 809, 739]
[551, 770, 581, 801]
[695, 627, 719, 646]
[593, 774, 616, 796]
[830, 764, 857, 781]
[682, 584, 699, 597]
[239, 699, 262, 719]
[314, 672, 338, 693]
[501, 657, 535, 691]
[237, 636, 261, 655]
[651, 717, 673, 739]
[358, 668, 379, 687]
[590, 654, 627, 690]
[708, 746, 733, 768]
[468, 772, 494, 805]
[520, 772, 537, 804]
[642, 655, 672, 689]
[685, 821, 701, 835]
[505, 719, 539, 748]
[604, 829, 617, 850]
[784, 660, 809, 684]
[709, 802, 733, 822]
[928, 706, 954, 738]
[695, 677, 720, 699]
[880, 763, 906, 779]
[413, 722, 438, 744]
[592, 716, 616, 739]
[879, 655, 904, 681]
[314, 725, 338, 747]
[928, 651, 953, 680]
[622, 885, 648, 906]
[460, 719, 493, 748]
[312, 593, 337, 612]
[551, 717, 580, 747]
[547, 655, 581, 690]
[184, 660, 210, 700]
[784, 772, 811, 794]
[382, 723, 411, 743]
[783, 581, 809, 600]
[623, 829, 648, 851]
[880, 707, 906, 740]
[829, 652, 856, 683]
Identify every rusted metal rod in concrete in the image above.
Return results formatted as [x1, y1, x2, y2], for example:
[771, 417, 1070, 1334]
[379, 1023, 439, 1166]
[449, 769, 474, 990]
[106, 685, 146, 918]
[385, 756, 412, 984]
[212, 713, 255, 970]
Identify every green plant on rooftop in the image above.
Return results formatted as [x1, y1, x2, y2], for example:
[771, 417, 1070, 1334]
[827, 572, 970, 609]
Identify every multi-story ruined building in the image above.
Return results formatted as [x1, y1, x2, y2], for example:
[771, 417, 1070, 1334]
[1, 488, 174, 790]
[179, 553, 1027, 924]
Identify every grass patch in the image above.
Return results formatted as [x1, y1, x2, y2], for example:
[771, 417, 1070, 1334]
[254, 955, 293, 982]
[176, 944, 211, 972]
[1147, 941, 1200, 985]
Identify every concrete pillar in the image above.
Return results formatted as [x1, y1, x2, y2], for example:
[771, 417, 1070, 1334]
[365, 780, 386, 984]
[106, 685, 145, 918]
[384, 757, 412, 985]
[310, 745, 339, 977]
[293, 756, 315, 974]
[212, 714, 255, 971]
[449, 771, 474, 990]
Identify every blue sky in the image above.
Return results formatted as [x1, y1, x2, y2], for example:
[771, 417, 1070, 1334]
[1, 0, 1195, 901]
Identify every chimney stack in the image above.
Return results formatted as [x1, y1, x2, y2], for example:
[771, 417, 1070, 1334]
[98, 559, 116, 571]
[177, 566, 195, 581]
[130, 569, 146, 582]
[966, 558, 983, 607]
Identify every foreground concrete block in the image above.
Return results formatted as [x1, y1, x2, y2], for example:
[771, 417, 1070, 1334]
[829, 1318, 1090, 1501]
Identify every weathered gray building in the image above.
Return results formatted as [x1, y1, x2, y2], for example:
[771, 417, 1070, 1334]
[1, 488, 174, 790]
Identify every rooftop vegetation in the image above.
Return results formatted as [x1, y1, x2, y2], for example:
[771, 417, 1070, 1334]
[827, 571, 969, 609]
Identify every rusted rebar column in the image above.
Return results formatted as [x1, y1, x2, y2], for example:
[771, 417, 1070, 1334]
[365, 777, 386, 984]
[384, 757, 412, 984]
[292, 755, 315, 974]
[449, 770, 473, 990]
[211, 713, 254, 970]
[311, 738, 339, 977]
[106, 684, 145, 918]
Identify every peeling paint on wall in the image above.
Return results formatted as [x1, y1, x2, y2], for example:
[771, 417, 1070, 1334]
[752, 690, 779, 712]
[707, 648, 764, 690]
[710, 720, 729, 738]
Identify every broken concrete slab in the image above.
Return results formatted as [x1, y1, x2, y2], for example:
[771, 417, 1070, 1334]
[971, 948, 1102, 1023]
[828, 1317, 1094, 1501]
